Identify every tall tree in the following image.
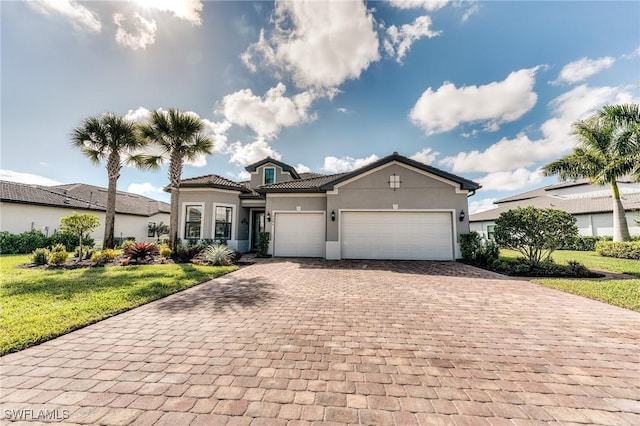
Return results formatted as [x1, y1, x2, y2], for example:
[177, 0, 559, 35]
[542, 103, 640, 242]
[72, 113, 153, 249]
[138, 109, 214, 250]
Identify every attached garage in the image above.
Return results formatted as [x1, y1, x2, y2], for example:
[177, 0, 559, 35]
[273, 212, 325, 257]
[341, 211, 454, 261]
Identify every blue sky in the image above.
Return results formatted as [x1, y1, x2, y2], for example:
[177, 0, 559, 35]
[2, 1, 639, 213]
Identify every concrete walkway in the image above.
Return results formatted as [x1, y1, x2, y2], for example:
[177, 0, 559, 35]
[1, 259, 639, 425]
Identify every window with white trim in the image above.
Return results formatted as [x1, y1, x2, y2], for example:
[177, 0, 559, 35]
[147, 222, 156, 238]
[264, 167, 275, 185]
[184, 205, 203, 239]
[214, 206, 233, 240]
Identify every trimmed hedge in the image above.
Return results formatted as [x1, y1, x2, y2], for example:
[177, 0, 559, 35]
[596, 241, 640, 260]
[0, 230, 94, 254]
[560, 235, 612, 251]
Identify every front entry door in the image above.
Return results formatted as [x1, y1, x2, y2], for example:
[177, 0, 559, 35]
[252, 211, 266, 251]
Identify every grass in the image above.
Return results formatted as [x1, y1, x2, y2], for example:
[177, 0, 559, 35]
[500, 249, 640, 312]
[0, 254, 236, 355]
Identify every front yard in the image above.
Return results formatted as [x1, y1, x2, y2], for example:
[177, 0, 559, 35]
[0, 254, 236, 355]
[501, 249, 640, 312]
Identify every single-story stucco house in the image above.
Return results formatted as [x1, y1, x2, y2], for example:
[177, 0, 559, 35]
[470, 179, 640, 239]
[177, 152, 481, 260]
[0, 180, 170, 245]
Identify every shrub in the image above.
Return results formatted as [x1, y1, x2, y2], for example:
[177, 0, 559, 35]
[123, 242, 159, 262]
[48, 245, 69, 265]
[75, 246, 95, 260]
[0, 231, 19, 254]
[91, 249, 117, 264]
[596, 241, 640, 260]
[121, 239, 136, 249]
[173, 243, 207, 263]
[60, 212, 100, 254]
[159, 245, 172, 258]
[16, 229, 50, 254]
[460, 232, 499, 267]
[31, 248, 50, 265]
[50, 231, 95, 252]
[257, 232, 270, 257]
[197, 244, 234, 266]
[491, 257, 598, 278]
[494, 207, 577, 268]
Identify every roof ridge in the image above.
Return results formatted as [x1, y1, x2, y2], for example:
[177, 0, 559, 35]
[181, 172, 238, 183]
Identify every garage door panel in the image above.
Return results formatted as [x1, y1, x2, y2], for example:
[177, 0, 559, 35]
[341, 211, 453, 260]
[274, 213, 325, 258]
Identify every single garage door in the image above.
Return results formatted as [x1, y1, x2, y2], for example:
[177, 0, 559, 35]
[341, 211, 454, 260]
[274, 212, 325, 257]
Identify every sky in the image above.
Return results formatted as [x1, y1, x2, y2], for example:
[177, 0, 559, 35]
[2, 0, 639, 213]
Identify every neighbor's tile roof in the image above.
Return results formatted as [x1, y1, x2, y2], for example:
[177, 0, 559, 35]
[1, 181, 170, 217]
[471, 191, 640, 221]
[179, 174, 250, 192]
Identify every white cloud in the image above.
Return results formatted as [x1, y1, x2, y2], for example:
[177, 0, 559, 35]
[322, 154, 379, 173]
[131, 0, 203, 25]
[410, 67, 540, 135]
[336, 107, 350, 114]
[295, 163, 312, 173]
[0, 170, 62, 186]
[124, 106, 151, 124]
[441, 84, 638, 174]
[388, 0, 449, 12]
[242, 0, 379, 88]
[385, 15, 441, 63]
[478, 168, 543, 192]
[127, 182, 164, 196]
[28, 0, 102, 32]
[410, 147, 439, 165]
[462, 3, 479, 22]
[552, 56, 615, 85]
[218, 83, 334, 139]
[113, 12, 157, 50]
[228, 139, 282, 167]
[469, 197, 497, 215]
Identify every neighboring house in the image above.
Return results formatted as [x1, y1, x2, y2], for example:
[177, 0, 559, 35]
[0, 181, 170, 245]
[470, 180, 640, 238]
[177, 152, 480, 260]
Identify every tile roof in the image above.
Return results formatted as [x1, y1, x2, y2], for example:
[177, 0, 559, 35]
[471, 190, 640, 222]
[244, 157, 301, 179]
[1, 181, 170, 217]
[258, 173, 348, 192]
[178, 174, 250, 192]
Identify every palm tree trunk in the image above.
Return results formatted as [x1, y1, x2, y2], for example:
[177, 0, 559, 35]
[611, 182, 631, 242]
[168, 152, 183, 251]
[103, 153, 121, 249]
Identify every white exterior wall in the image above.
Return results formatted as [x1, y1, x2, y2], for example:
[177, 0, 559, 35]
[471, 211, 640, 239]
[0, 202, 169, 246]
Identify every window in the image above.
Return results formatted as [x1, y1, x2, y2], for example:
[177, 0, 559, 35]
[264, 167, 275, 185]
[184, 205, 203, 239]
[147, 222, 156, 238]
[215, 206, 233, 240]
[389, 174, 401, 189]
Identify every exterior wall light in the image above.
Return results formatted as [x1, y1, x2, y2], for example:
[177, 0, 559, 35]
[267, 212, 271, 222]
[459, 209, 465, 222]
[331, 210, 336, 221]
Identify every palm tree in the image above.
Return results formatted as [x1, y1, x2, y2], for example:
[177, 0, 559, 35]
[542, 103, 640, 242]
[138, 109, 214, 250]
[72, 113, 153, 249]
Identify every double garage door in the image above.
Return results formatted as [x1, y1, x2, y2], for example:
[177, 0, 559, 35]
[273, 210, 454, 260]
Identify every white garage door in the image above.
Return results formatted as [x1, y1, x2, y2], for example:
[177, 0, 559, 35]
[274, 212, 325, 257]
[341, 211, 454, 260]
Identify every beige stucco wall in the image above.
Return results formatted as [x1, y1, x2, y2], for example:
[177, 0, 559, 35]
[177, 189, 247, 242]
[249, 164, 293, 188]
[0, 202, 169, 245]
[326, 164, 470, 241]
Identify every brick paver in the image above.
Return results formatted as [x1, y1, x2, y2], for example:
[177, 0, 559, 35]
[1, 259, 639, 425]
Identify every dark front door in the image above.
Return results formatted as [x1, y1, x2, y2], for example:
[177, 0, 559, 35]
[252, 211, 266, 251]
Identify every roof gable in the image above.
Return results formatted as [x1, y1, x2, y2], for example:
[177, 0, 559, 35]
[244, 157, 301, 179]
[320, 153, 480, 192]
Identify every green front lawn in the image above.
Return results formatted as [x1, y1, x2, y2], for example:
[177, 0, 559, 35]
[0, 255, 236, 355]
[500, 249, 640, 312]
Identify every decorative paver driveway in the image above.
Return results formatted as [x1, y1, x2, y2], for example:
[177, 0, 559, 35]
[2, 259, 640, 425]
